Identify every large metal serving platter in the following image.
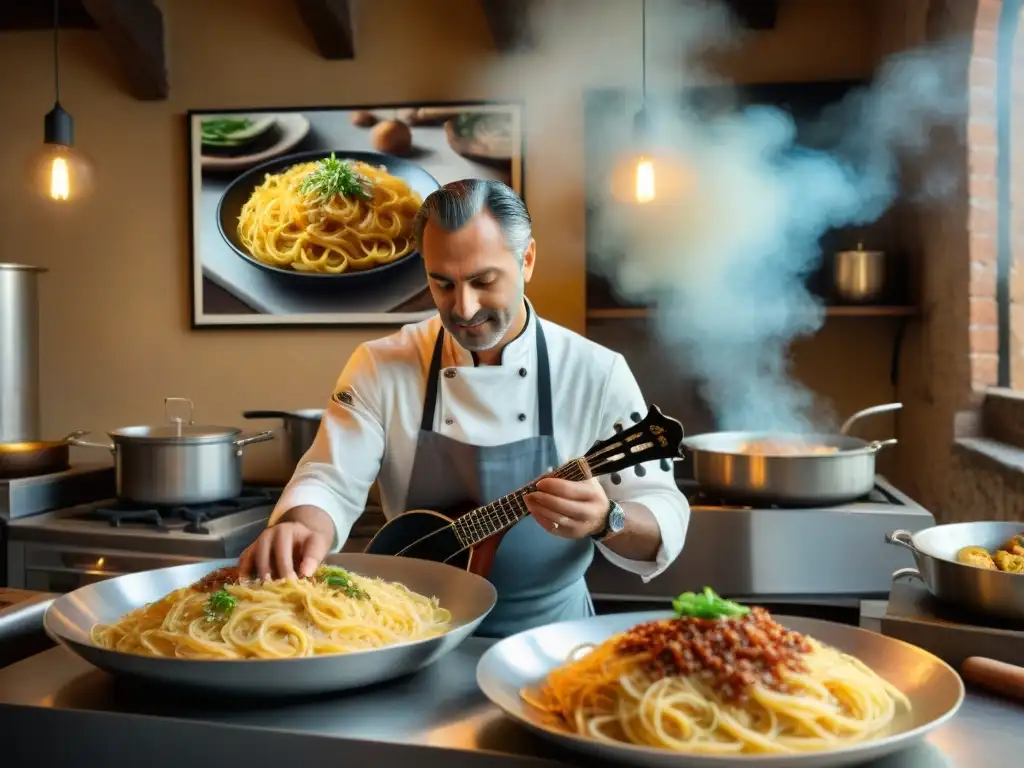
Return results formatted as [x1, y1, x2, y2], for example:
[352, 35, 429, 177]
[477, 611, 964, 768]
[44, 553, 496, 697]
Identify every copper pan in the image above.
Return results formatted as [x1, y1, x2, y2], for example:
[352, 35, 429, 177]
[0, 431, 85, 479]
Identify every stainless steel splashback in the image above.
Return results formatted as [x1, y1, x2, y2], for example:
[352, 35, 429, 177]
[0, 264, 46, 443]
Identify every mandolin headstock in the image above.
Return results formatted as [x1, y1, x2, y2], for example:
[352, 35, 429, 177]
[583, 405, 685, 480]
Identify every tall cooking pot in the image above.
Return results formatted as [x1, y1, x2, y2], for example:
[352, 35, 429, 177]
[68, 398, 274, 505]
[683, 402, 902, 505]
[0, 264, 46, 443]
[242, 409, 324, 468]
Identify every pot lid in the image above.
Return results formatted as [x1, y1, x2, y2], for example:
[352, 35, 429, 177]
[110, 424, 241, 442]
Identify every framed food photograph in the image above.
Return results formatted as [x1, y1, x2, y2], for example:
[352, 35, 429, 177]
[187, 101, 525, 328]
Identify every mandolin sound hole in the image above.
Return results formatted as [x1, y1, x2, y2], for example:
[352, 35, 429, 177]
[365, 511, 470, 569]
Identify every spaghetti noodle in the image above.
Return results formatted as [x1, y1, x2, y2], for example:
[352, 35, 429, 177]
[90, 566, 451, 659]
[522, 590, 911, 755]
[237, 154, 423, 274]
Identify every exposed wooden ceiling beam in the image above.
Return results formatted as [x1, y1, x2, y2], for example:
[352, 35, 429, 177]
[0, 0, 96, 31]
[80, 0, 168, 100]
[480, 0, 534, 53]
[723, 0, 778, 31]
[295, 0, 355, 60]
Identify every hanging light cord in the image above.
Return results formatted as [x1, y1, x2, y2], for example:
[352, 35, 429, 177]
[52, 0, 61, 104]
[641, 0, 647, 102]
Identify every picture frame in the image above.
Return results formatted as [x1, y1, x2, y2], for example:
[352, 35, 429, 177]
[187, 101, 525, 328]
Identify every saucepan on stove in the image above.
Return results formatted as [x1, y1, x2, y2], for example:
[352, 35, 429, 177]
[886, 521, 1024, 622]
[242, 408, 324, 469]
[67, 397, 274, 506]
[683, 402, 902, 506]
[0, 431, 87, 479]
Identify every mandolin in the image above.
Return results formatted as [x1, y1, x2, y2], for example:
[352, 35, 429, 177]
[364, 404, 685, 578]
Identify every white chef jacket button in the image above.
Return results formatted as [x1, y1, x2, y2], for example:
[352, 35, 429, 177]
[518, 367, 527, 377]
[444, 368, 457, 379]
[445, 417, 454, 426]
[517, 413, 527, 422]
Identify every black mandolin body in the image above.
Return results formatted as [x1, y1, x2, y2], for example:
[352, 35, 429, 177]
[364, 509, 473, 571]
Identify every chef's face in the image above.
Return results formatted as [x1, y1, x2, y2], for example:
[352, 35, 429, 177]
[422, 212, 536, 351]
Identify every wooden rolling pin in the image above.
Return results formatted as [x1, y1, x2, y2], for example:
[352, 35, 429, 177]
[961, 657, 1024, 702]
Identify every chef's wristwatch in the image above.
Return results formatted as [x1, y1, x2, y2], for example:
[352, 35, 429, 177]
[592, 499, 626, 542]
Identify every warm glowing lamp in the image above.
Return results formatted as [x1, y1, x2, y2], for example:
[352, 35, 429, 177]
[28, 0, 94, 202]
[610, 0, 658, 206]
[632, 107, 655, 204]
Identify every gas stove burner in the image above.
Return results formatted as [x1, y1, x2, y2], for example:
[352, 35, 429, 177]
[82, 486, 282, 534]
[679, 480, 902, 510]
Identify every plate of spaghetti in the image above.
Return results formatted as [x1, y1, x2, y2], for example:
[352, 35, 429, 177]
[216, 149, 440, 281]
[44, 553, 495, 696]
[477, 588, 963, 767]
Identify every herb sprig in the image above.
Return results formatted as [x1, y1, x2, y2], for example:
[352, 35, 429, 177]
[672, 587, 750, 620]
[204, 588, 237, 622]
[315, 566, 369, 600]
[298, 153, 373, 204]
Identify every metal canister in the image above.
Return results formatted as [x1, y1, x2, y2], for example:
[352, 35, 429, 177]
[834, 244, 887, 304]
[0, 265, 47, 443]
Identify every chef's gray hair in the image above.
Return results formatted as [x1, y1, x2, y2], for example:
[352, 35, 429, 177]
[413, 179, 533, 265]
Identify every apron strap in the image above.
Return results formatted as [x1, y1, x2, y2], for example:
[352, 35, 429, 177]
[535, 322, 554, 437]
[419, 317, 555, 437]
[420, 329, 447, 432]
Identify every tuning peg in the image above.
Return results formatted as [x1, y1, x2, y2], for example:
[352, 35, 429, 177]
[634, 465, 647, 477]
[660, 458, 672, 472]
[610, 472, 622, 485]
[613, 420, 624, 433]
[630, 411, 641, 422]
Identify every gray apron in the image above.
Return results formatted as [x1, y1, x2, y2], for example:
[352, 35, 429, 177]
[403, 322, 596, 638]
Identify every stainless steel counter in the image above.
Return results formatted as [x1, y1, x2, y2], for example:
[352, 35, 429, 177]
[0, 638, 1018, 768]
[0, 587, 55, 667]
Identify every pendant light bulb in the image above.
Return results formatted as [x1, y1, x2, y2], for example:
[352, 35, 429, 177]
[632, 107, 655, 205]
[634, 157, 655, 204]
[29, 104, 95, 202]
[29, 0, 95, 202]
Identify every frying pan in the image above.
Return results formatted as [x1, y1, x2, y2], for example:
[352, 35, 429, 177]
[44, 553, 497, 697]
[684, 403, 902, 505]
[0, 431, 86, 480]
[216, 149, 441, 283]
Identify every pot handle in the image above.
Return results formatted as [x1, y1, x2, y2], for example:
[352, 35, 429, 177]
[234, 430, 275, 451]
[885, 529, 917, 552]
[165, 397, 195, 427]
[242, 410, 292, 420]
[840, 402, 903, 435]
[867, 438, 899, 453]
[65, 431, 115, 453]
[892, 567, 923, 582]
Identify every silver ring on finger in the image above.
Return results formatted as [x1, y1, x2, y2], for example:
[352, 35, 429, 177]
[552, 520, 560, 530]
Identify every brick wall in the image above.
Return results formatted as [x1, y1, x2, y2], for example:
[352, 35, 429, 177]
[1012, 4, 1024, 385]
[968, 0, 1001, 389]
[969, 0, 1024, 388]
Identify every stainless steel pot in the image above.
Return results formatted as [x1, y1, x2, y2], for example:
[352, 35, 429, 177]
[68, 398, 274, 505]
[834, 243, 886, 304]
[242, 409, 324, 468]
[0, 264, 46, 443]
[886, 522, 1024, 621]
[683, 402, 902, 505]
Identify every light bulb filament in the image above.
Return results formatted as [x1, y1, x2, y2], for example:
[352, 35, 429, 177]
[49, 156, 70, 201]
[635, 158, 655, 204]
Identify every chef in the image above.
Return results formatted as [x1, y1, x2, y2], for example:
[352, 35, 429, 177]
[239, 178, 690, 638]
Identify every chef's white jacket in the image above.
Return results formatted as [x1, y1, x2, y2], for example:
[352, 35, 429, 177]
[269, 305, 690, 582]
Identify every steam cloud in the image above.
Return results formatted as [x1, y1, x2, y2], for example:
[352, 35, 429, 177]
[476, 0, 968, 432]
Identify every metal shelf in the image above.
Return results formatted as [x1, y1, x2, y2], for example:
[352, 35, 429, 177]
[586, 306, 920, 321]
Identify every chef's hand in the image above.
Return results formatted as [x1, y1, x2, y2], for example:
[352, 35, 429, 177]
[238, 505, 334, 580]
[524, 477, 607, 539]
